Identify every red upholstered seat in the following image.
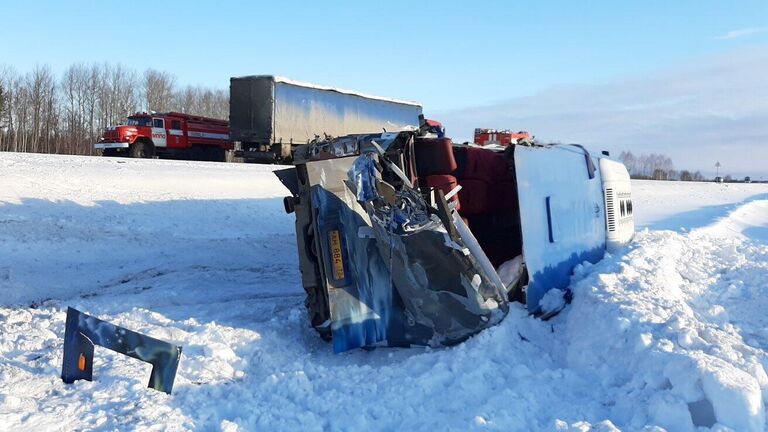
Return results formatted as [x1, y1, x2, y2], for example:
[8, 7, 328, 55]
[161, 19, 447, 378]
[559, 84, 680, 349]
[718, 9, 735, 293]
[493, 181, 518, 211]
[415, 138, 463, 211]
[414, 138, 457, 177]
[425, 174, 460, 211]
[463, 147, 512, 183]
[416, 142, 522, 267]
[414, 140, 513, 217]
[453, 148, 513, 216]
[457, 178, 490, 215]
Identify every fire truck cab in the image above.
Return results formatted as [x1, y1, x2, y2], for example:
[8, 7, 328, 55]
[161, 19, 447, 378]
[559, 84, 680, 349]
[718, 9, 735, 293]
[95, 112, 232, 162]
[474, 128, 532, 147]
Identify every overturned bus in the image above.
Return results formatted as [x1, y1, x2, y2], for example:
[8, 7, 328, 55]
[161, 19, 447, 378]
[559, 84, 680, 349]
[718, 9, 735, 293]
[275, 128, 634, 353]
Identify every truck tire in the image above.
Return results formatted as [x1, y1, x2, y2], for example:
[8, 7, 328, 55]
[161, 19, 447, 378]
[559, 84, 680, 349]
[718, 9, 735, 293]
[130, 142, 154, 158]
[205, 147, 226, 162]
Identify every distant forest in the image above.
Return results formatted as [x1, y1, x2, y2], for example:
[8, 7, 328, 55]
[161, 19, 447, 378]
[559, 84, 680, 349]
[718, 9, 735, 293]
[0, 63, 228, 156]
[616, 151, 724, 181]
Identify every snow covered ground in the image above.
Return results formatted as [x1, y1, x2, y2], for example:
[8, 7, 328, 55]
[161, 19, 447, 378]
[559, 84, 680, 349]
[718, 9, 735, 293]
[1, 153, 767, 431]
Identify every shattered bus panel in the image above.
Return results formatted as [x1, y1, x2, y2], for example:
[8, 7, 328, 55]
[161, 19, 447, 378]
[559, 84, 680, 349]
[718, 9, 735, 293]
[278, 129, 634, 352]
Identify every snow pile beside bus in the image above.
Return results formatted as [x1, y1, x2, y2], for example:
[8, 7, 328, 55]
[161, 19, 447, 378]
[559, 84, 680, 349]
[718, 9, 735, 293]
[566, 225, 768, 430]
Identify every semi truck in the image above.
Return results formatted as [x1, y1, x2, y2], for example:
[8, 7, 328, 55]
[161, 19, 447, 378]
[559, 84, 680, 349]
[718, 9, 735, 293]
[95, 112, 232, 161]
[230, 75, 423, 163]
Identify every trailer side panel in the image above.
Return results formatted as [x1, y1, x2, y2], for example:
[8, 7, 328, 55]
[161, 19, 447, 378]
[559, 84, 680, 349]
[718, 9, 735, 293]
[272, 81, 422, 145]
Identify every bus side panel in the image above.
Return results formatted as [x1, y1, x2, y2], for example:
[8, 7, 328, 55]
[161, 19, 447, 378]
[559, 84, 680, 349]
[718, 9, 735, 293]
[514, 146, 607, 313]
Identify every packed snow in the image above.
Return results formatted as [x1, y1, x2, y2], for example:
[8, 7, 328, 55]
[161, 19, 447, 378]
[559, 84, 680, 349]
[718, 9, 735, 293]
[1, 153, 767, 431]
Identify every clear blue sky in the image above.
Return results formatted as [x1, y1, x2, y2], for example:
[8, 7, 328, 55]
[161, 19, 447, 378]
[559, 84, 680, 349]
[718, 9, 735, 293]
[2, 1, 767, 176]
[1, 1, 766, 110]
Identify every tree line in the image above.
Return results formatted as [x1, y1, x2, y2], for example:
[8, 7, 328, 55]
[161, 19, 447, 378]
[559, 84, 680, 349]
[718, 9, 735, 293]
[617, 151, 709, 181]
[0, 63, 228, 156]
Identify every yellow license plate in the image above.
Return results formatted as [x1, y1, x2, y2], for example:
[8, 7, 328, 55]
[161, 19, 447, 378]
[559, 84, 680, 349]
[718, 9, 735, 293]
[329, 230, 345, 280]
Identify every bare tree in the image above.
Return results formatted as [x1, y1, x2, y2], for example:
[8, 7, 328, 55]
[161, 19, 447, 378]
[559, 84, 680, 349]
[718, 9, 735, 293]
[4, 66, 58, 154]
[172, 85, 228, 119]
[1, 67, 19, 152]
[0, 69, 8, 151]
[61, 63, 88, 154]
[99, 63, 138, 130]
[0, 83, 5, 125]
[618, 151, 636, 176]
[173, 85, 197, 114]
[619, 150, 680, 180]
[143, 69, 176, 112]
[29, 66, 58, 154]
[652, 168, 668, 180]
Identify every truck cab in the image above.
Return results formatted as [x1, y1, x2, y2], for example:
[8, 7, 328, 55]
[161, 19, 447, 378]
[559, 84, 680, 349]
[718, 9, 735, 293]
[96, 114, 159, 158]
[276, 129, 635, 352]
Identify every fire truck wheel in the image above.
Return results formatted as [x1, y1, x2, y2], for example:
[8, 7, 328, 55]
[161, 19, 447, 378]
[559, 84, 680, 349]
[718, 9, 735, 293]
[205, 147, 226, 162]
[130, 142, 154, 158]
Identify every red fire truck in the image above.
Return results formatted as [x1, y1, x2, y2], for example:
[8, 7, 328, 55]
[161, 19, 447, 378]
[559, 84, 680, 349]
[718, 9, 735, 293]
[474, 128, 532, 147]
[95, 112, 233, 161]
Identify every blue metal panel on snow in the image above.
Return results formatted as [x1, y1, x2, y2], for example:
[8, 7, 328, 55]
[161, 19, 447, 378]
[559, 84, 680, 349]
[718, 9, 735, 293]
[514, 146, 607, 313]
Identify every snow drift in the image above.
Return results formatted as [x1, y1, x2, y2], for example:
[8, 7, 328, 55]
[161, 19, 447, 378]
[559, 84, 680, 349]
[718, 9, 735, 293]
[1, 153, 767, 431]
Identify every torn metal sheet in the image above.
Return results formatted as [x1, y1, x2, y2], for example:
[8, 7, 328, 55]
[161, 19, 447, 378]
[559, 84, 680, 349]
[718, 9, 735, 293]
[355, 161, 508, 346]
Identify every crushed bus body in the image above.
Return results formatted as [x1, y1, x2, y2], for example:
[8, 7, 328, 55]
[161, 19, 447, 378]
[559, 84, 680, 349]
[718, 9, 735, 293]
[275, 126, 634, 353]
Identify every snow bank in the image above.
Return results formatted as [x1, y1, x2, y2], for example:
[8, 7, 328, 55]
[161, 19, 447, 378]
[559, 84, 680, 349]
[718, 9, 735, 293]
[2, 153, 768, 431]
[566, 221, 768, 430]
[631, 179, 768, 231]
[698, 199, 768, 242]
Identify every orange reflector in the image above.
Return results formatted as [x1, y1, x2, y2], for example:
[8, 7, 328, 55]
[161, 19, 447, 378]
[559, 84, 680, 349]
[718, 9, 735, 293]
[78, 353, 86, 371]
